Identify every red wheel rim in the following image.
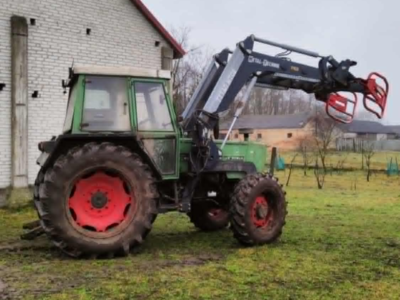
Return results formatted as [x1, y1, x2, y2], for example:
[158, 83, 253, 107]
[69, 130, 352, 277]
[251, 196, 273, 228]
[68, 171, 135, 233]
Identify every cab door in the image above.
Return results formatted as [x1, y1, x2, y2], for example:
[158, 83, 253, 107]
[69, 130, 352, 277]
[131, 79, 179, 179]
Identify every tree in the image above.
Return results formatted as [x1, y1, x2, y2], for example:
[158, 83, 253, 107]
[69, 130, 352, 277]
[361, 139, 376, 182]
[297, 136, 314, 176]
[312, 109, 341, 172]
[169, 26, 213, 116]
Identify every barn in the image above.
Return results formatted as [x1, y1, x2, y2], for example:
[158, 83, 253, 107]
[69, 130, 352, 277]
[0, 0, 184, 206]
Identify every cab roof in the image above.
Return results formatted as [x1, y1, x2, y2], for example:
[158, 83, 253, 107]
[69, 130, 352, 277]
[71, 65, 171, 79]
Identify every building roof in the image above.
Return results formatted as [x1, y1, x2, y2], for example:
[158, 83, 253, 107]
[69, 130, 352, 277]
[131, 0, 185, 59]
[386, 125, 400, 135]
[220, 113, 312, 130]
[72, 65, 171, 79]
[337, 120, 394, 134]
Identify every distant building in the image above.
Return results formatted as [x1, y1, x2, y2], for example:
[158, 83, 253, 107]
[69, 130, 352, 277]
[386, 126, 400, 139]
[219, 113, 314, 150]
[337, 120, 396, 141]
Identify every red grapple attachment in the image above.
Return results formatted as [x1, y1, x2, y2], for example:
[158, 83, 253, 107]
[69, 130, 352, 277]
[363, 72, 389, 119]
[326, 92, 357, 124]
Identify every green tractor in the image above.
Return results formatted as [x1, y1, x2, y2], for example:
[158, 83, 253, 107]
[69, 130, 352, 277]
[29, 63, 286, 258]
[26, 35, 388, 258]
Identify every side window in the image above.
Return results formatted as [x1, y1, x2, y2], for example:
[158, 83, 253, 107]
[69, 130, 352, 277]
[63, 82, 78, 133]
[82, 76, 130, 132]
[134, 82, 173, 131]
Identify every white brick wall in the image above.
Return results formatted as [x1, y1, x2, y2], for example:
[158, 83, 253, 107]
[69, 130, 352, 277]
[0, 0, 170, 188]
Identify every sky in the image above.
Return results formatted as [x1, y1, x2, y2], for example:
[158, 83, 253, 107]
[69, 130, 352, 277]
[143, 0, 398, 124]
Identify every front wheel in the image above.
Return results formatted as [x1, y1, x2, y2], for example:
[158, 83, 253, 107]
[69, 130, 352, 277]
[229, 173, 287, 245]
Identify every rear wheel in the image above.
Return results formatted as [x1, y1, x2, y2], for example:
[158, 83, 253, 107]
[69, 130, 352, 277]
[188, 200, 229, 231]
[230, 173, 287, 245]
[34, 142, 158, 258]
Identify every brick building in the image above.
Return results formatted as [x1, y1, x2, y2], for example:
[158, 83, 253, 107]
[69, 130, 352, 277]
[220, 113, 314, 150]
[0, 0, 184, 202]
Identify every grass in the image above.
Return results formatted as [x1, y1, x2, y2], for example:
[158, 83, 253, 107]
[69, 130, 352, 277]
[0, 171, 400, 300]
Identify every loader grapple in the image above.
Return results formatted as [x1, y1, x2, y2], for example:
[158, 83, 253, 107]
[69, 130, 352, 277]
[363, 72, 389, 119]
[326, 93, 357, 124]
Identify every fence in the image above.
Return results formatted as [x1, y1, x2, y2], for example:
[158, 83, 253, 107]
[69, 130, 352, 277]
[336, 138, 400, 152]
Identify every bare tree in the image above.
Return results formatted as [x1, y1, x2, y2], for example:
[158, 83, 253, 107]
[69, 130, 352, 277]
[312, 110, 340, 172]
[361, 139, 376, 182]
[313, 156, 326, 189]
[297, 136, 315, 176]
[285, 153, 298, 187]
[335, 152, 348, 175]
[169, 26, 213, 116]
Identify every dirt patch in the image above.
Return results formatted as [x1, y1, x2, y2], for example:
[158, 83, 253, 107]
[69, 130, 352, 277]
[0, 279, 8, 300]
[0, 239, 52, 253]
[158, 254, 223, 268]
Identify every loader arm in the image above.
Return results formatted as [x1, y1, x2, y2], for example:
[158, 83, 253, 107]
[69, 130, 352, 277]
[183, 34, 389, 130]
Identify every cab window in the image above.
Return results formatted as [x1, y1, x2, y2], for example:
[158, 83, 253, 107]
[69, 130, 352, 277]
[82, 76, 130, 132]
[134, 82, 173, 131]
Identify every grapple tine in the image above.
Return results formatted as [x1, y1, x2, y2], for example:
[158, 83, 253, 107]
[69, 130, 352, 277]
[325, 93, 358, 124]
[363, 72, 389, 119]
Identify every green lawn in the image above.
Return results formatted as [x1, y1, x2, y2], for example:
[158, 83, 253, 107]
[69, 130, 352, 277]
[0, 171, 399, 300]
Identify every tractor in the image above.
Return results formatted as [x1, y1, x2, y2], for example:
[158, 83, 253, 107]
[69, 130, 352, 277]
[23, 35, 389, 258]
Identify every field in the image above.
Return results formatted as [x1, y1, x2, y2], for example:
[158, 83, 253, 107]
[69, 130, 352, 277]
[0, 170, 400, 300]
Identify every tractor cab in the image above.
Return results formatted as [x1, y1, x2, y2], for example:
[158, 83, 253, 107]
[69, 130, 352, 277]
[62, 65, 177, 135]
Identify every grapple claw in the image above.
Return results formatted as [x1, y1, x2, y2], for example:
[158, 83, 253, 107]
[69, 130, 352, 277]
[363, 72, 389, 119]
[325, 92, 357, 124]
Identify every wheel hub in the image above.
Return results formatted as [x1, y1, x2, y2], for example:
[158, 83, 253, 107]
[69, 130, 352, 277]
[256, 205, 269, 219]
[251, 196, 272, 228]
[91, 192, 108, 209]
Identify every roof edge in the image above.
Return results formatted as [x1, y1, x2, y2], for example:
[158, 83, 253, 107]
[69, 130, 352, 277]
[131, 0, 186, 59]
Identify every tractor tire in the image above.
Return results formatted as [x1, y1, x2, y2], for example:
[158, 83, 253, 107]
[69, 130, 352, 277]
[230, 173, 287, 246]
[188, 200, 229, 231]
[34, 142, 158, 258]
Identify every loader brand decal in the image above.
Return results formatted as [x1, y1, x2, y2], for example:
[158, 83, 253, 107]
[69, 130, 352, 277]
[223, 156, 245, 161]
[248, 55, 280, 69]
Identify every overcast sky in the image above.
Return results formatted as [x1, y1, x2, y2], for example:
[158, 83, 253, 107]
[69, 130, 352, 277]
[144, 0, 398, 124]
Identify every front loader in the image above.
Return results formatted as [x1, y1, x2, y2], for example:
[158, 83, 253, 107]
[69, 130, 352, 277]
[22, 35, 389, 258]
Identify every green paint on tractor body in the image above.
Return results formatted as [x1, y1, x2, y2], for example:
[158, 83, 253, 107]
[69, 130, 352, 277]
[179, 138, 266, 178]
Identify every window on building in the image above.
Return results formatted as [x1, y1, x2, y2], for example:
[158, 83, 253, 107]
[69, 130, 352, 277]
[287, 133, 293, 138]
[234, 134, 239, 139]
[257, 133, 262, 139]
[82, 76, 131, 132]
[134, 82, 173, 131]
